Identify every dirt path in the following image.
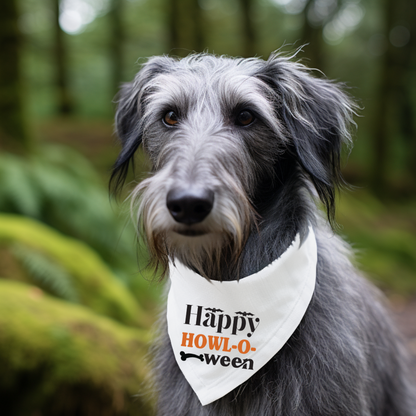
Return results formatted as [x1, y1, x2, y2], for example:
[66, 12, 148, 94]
[391, 297, 416, 380]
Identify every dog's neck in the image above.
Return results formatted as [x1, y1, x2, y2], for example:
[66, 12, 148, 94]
[208, 158, 313, 281]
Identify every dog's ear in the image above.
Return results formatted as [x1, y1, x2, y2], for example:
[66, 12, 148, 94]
[110, 56, 174, 194]
[258, 53, 357, 223]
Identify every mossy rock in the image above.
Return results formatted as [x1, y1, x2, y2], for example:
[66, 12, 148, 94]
[0, 214, 149, 327]
[0, 280, 154, 416]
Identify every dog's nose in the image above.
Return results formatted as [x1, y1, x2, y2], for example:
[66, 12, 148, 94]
[166, 188, 214, 225]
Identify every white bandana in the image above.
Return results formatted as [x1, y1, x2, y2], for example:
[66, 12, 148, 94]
[167, 227, 317, 406]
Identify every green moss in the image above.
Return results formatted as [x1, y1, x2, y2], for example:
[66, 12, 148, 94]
[0, 148, 154, 298]
[0, 214, 150, 327]
[0, 280, 153, 416]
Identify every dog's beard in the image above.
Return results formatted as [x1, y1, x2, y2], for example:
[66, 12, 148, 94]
[131, 174, 255, 280]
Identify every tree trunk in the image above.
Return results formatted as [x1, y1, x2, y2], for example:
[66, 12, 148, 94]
[0, 0, 30, 153]
[300, 0, 324, 71]
[371, 0, 398, 198]
[168, 0, 180, 54]
[53, 0, 74, 115]
[240, 0, 256, 57]
[168, 0, 205, 57]
[109, 0, 124, 97]
[398, 0, 416, 191]
[191, 0, 205, 53]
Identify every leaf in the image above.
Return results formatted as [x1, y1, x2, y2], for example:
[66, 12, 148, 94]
[12, 243, 79, 303]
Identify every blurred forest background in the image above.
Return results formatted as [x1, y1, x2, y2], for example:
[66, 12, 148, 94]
[0, 0, 415, 414]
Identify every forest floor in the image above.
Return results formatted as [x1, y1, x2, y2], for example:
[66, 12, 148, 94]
[391, 296, 416, 380]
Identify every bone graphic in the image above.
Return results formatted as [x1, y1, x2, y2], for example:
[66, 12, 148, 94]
[180, 351, 204, 362]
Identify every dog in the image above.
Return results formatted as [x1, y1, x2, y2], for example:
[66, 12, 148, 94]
[111, 52, 416, 416]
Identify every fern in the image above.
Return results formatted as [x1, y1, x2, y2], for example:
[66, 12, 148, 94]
[0, 154, 41, 217]
[0, 146, 149, 286]
[12, 243, 79, 303]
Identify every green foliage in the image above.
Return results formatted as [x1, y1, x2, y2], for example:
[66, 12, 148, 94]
[0, 145, 153, 290]
[12, 243, 79, 302]
[0, 279, 153, 416]
[0, 213, 150, 327]
[337, 190, 416, 296]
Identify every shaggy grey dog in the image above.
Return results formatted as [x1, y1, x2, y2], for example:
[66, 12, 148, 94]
[111, 52, 416, 416]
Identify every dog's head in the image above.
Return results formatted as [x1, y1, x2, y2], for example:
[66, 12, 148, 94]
[111, 52, 356, 278]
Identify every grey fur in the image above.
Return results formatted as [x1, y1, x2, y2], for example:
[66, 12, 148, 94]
[111, 52, 416, 415]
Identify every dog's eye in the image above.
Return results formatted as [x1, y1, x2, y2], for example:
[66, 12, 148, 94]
[236, 110, 255, 126]
[164, 111, 179, 126]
